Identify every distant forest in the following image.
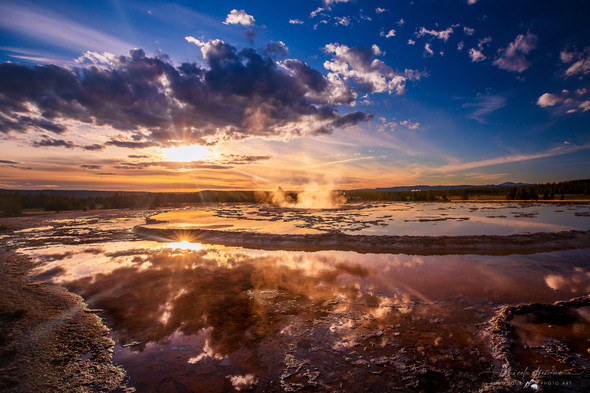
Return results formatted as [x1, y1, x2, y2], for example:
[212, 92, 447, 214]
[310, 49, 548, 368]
[1, 178, 589, 216]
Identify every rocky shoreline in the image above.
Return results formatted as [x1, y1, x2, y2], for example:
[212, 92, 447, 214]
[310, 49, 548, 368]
[0, 250, 134, 392]
[135, 225, 590, 255]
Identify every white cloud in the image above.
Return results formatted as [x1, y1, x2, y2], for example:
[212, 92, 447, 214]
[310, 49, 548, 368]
[407, 39, 416, 45]
[416, 26, 454, 41]
[469, 48, 486, 62]
[223, 9, 255, 26]
[397, 18, 405, 26]
[424, 43, 434, 56]
[537, 93, 564, 108]
[324, 0, 350, 8]
[335, 16, 351, 26]
[185, 36, 205, 47]
[375, 7, 386, 14]
[381, 29, 396, 38]
[463, 26, 475, 35]
[536, 90, 589, 113]
[185, 37, 226, 60]
[477, 36, 492, 49]
[576, 88, 588, 95]
[289, 19, 304, 24]
[561, 47, 590, 77]
[399, 120, 420, 129]
[493, 32, 537, 72]
[310, 7, 324, 18]
[560, 49, 577, 63]
[372, 44, 382, 56]
[468, 0, 479, 4]
[323, 43, 410, 95]
[457, 41, 464, 51]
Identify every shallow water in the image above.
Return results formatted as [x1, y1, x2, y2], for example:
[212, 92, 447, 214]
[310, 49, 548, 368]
[5, 207, 590, 392]
[148, 202, 590, 236]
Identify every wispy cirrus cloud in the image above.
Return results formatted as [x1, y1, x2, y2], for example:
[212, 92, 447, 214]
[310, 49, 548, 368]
[433, 143, 590, 173]
[0, 2, 134, 54]
[463, 95, 507, 123]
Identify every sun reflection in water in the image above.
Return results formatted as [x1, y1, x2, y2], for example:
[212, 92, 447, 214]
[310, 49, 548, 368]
[165, 240, 203, 251]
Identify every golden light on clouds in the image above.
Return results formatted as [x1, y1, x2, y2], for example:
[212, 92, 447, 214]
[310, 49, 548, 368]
[161, 144, 214, 162]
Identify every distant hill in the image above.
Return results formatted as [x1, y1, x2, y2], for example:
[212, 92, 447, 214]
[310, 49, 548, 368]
[0, 189, 149, 198]
[353, 182, 531, 192]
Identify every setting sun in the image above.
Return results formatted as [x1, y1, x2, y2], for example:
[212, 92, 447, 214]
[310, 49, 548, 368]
[161, 145, 214, 162]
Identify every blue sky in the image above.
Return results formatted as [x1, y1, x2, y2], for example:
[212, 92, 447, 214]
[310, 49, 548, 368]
[0, 0, 589, 190]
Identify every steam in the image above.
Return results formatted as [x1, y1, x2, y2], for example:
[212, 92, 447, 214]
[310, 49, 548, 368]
[270, 184, 346, 209]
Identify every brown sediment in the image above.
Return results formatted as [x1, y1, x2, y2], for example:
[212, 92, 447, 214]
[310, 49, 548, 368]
[481, 296, 590, 393]
[0, 250, 134, 392]
[134, 226, 590, 255]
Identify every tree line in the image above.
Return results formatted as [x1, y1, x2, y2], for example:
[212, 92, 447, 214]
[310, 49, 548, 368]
[1, 178, 589, 216]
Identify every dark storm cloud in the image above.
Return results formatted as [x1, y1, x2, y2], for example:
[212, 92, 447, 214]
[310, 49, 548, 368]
[219, 154, 271, 165]
[80, 164, 102, 169]
[32, 136, 105, 151]
[105, 140, 160, 149]
[314, 111, 373, 135]
[33, 138, 77, 149]
[0, 159, 18, 164]
[0, 114, 67, 134]
[114, 161, 230, 170]
[0, 43, 369, 147]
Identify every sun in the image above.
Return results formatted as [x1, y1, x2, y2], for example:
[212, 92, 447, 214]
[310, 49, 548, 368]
[161, 144, 214, 162]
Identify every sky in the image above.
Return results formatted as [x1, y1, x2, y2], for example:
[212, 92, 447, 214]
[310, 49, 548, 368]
[0, 0, 589, 191]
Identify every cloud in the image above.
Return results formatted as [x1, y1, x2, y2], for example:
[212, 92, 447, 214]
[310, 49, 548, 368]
[397, 18, 405, 26]
[469, 48, 486, 62]
[324, 0, 350, 8]
[81, 164, 102, 170]
[457, 41, 464, 51]
[0, 45, 369, 147]
[0, 114, 66, 134]
[335, 16, 351, 26]
[537, 92, 564, 107]
[407, 39, 416, 45]
[560, 47, 590, 77]
[223, 9, 255, 26]
[262, 41, 289, 59]
[399, 120, 420, 130]
[0, 160, 19, 164]
[376, 118, 420, 132]
[416, 26, 454, 41]
[463, 26, 475, 35]
[537, 89, 590, 113]
[0, 3, 134, 54]
[435, 143, 590, 172]
[375, 7, 386, 14]
[467, 0, 479, 4]
[310, 7, 325, 18]
[381, 29, 396, 38]
[31, 137, 106, 151]
[323, 43, 412, 95]
[493, 32, 537, 72]
[424, 43, 434, 57]
[463, 95, 507, 122]
[289, 19, 304, 24]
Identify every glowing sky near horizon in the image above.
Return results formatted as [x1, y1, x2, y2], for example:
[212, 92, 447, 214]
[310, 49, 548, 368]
[0, 0, 589, 191]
